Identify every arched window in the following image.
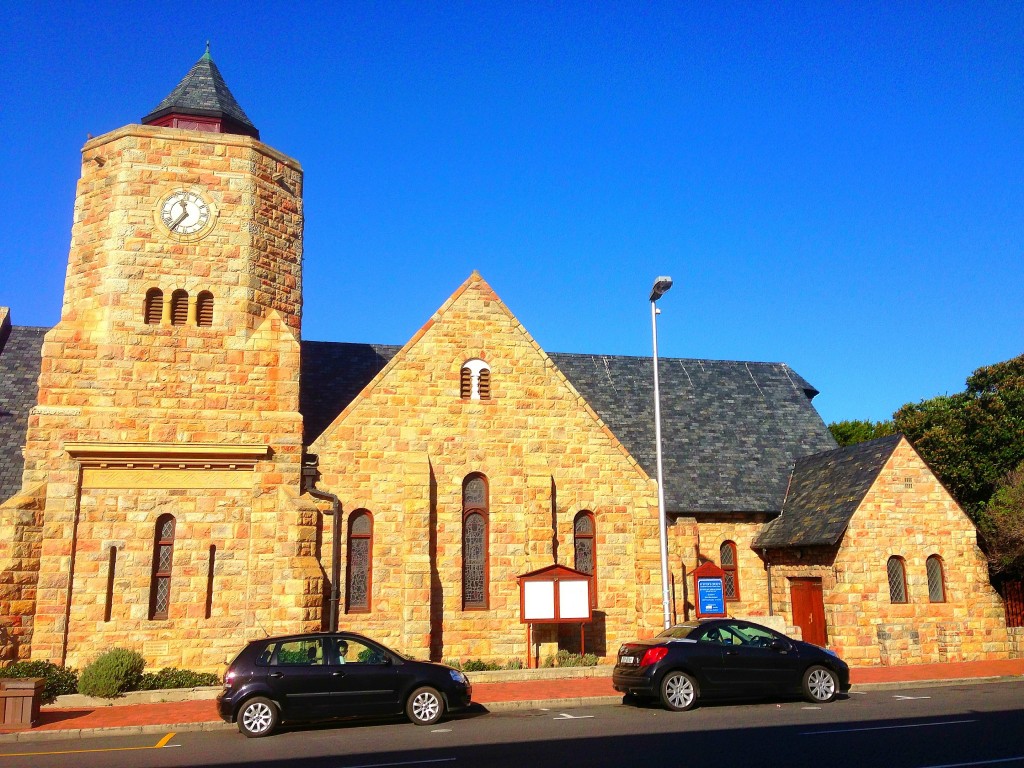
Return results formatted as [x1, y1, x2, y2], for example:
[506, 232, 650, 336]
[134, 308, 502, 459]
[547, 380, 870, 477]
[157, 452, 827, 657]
[347, 510, 373, 613]
[462, 474, 489, 609]
[460, 359, 491, 401]
[196, 291, 214, 327]
[887, 556, 908, 604]
[720, 541, 740, 600]
[926, 555, 946, 603]
[144, 288, 163, 325]
[170, 290, 189, 326]
[149, 514, 176, 620]
[574, 511, 597, 607]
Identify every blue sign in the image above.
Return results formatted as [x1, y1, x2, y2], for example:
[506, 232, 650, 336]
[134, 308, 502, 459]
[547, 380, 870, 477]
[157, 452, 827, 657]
[697, 577, 725, 616]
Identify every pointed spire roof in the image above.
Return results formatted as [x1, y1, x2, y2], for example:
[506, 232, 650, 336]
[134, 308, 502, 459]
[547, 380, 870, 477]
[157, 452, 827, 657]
[142, 44, 259, 138]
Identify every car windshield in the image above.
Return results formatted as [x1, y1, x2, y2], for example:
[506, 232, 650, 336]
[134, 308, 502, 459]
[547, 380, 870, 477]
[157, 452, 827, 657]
[656, 625, 699, 639]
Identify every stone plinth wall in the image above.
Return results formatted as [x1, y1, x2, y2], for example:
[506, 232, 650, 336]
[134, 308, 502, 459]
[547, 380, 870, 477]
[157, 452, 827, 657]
[311, 275, 662, 663]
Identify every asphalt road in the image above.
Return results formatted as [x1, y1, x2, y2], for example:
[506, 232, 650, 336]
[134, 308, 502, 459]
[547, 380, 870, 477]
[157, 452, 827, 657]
[2, 680, 1023, 768]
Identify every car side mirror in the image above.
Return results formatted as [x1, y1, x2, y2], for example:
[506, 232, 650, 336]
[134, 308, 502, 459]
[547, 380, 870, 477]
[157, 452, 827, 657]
[770, 640, 791, 653]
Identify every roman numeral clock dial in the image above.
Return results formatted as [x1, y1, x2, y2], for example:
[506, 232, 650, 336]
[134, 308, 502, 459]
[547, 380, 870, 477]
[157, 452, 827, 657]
[157, 189, 217, 241]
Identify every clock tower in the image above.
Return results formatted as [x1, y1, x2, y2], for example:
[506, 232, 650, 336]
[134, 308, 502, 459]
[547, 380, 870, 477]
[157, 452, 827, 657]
[12, 50, 323, 670]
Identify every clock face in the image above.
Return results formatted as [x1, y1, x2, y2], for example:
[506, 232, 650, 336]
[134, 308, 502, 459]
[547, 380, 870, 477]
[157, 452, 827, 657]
[158, 190, 214, 239]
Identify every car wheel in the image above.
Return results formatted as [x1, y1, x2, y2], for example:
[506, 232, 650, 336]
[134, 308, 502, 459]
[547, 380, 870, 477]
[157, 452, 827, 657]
[237, 696, 279, 737]
[407, 686, 445, 725]
[660, 671, 698, 712]
[802, 665, 838, 703]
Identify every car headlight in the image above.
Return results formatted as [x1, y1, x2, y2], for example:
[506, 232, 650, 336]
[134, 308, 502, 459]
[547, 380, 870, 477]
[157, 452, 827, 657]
[823, 647, 839, 658]
[449, 669, 468, 685]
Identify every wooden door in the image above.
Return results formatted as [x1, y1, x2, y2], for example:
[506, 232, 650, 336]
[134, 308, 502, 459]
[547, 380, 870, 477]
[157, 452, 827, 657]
[790, 578, 827, 647]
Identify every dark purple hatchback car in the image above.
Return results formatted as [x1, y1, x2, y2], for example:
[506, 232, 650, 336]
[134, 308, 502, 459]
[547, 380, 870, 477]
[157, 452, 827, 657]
[217, 632, 472, 736]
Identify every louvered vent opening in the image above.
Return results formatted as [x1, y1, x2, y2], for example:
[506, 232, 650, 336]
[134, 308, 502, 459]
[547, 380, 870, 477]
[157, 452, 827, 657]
[478, 369, 491, 399]
[171, 290, 188, 326]
[460, 367, 472, 399]
[144, 289, 163, 325]
[196, 292, 214, 327]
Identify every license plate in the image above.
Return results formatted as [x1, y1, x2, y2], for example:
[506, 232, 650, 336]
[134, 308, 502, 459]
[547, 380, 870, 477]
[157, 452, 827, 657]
[620, 655, 636, 665]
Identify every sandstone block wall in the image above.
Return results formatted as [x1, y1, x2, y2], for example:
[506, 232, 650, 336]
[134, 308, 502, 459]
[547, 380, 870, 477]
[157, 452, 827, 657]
[311, 274, 663, 663]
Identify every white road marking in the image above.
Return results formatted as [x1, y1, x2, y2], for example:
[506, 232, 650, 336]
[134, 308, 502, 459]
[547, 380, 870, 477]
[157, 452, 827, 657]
[342, 759, 457, 768]
[554, 713, 595, 719]
[431, 729, 452, 733]
[802, 719, 976, 735]
[917, 757, 1024, 768]
[895, 695, 932, 700]
[802, 706, 821, 710]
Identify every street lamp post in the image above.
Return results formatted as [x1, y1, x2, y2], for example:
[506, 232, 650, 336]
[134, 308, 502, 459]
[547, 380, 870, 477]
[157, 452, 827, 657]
[650, 276, 673, 629]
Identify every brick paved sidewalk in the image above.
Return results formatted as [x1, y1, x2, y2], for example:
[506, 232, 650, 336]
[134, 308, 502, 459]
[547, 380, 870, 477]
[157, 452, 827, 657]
[3, 658, 1021, 742]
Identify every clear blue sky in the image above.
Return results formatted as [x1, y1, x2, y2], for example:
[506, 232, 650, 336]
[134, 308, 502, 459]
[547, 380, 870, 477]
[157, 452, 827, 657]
[2, 2, 1021, 424]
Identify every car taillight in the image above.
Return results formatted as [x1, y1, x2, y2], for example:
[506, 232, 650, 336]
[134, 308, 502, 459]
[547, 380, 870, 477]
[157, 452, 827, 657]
[640, 647, 668, 666]
[223, 671, 236, 688]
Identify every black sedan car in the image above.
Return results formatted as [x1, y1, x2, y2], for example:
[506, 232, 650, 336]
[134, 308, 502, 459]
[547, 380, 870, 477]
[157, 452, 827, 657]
[613, 619, 850, 711]
[217, 632, 473, 736]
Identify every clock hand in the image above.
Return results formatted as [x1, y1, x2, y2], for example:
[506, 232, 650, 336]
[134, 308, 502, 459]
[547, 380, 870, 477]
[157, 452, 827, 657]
[170, 203, 190, 231]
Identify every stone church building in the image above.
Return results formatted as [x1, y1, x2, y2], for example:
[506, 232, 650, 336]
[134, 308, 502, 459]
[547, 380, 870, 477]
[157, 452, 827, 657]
[0, 53, 1015, 672]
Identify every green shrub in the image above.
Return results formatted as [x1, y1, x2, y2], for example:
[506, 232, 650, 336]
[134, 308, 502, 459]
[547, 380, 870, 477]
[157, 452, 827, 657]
[543, 650, 598, 668]
[503, 659, 525, 670]
[77, 648, 145, 698]
[137, 668, 221, 690]
[1, 660, 78, 704]
[461, 659, 503, 672]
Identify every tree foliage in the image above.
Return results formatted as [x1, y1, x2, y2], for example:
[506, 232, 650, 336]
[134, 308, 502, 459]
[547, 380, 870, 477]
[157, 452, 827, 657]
[828, 419, 896, 447]
[981, 466, 1024, 580]
[893, 354, 1024, 519]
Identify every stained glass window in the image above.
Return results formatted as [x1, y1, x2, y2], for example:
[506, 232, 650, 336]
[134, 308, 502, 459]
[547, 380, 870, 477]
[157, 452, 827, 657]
[463, 473, 489, 609]
[574, 511, 597, 608]
[347, 510, 373, 612]
[150, 514, 175, 620]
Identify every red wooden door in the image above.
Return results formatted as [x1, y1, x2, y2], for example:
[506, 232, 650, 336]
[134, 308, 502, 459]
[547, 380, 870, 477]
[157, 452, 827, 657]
[790, 578, 827, 647]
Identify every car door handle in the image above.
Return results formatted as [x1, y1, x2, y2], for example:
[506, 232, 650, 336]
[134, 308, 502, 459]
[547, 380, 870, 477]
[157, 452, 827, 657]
[725, 649, 739, 656]
[268, 672, 283, 678]
[332, 671, 346, 677]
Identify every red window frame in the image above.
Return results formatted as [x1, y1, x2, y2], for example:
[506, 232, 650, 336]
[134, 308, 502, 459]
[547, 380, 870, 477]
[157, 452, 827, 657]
[149, 514, 175, 620]
[720, 540, 740, 601]
[573, 511, 598, 607]
[346, 510, 374, 613]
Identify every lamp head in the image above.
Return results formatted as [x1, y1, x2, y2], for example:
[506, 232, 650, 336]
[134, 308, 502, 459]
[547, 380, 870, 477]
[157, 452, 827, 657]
[650, 276, 673, 302]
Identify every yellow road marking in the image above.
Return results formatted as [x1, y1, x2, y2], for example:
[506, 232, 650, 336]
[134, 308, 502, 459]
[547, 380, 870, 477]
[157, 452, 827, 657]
[0, 731, 178, 758]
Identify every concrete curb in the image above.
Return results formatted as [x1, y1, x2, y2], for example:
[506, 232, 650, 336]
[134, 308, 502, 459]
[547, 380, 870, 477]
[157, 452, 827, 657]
[0, 720, 233, 744]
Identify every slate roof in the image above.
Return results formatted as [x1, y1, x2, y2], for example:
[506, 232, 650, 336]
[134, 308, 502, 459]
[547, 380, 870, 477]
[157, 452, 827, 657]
[0, 324, 46, 504]
[142, 49, 258, 135]
[548, 354, 837, 514]
[754, 434, 903, 548]
[299, 342, 837, 515]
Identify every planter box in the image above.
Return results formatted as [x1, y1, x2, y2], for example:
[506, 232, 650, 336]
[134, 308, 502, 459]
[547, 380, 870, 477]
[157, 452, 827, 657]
[0, 678, 43, 731]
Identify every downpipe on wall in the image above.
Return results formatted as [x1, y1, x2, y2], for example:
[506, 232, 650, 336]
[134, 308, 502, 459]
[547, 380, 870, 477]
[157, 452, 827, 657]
[302, 454, 341, 633]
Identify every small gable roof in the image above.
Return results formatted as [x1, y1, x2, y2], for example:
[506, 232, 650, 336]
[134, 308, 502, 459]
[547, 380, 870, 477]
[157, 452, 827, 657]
[0, 323, 47, 503]
[754, 434, 903, 549]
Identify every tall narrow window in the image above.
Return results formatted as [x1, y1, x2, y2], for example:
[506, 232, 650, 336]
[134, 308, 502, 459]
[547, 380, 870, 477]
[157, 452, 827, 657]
[196, 291, 214, 327]
[460, 359, 491, 401]
[347, 510, 373, 613]
[887, 556, 908, 604]
[720, 541, 740, 600]
[149, 514, 176, 620]
[574, 511, 597, 607]
[205, 544, 216, 619]
[170, 290, 189, 326]
[462, 474, 489, 609]
[104, 546, 117, 623]
[926, 555, 946, 603]
[144, 288, 163, 325]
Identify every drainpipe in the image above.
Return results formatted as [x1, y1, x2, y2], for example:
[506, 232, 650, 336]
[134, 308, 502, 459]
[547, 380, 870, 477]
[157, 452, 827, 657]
[763, 548, 774, 616]
[302, 454, 341, 633]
